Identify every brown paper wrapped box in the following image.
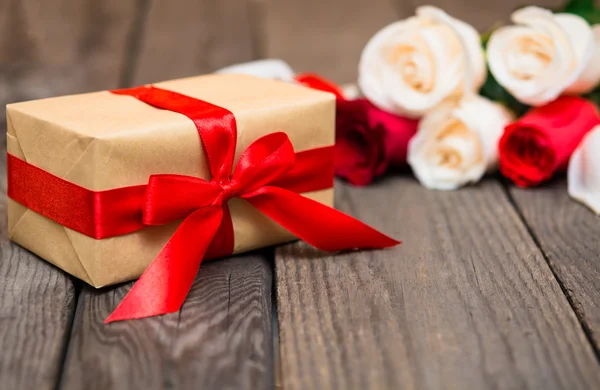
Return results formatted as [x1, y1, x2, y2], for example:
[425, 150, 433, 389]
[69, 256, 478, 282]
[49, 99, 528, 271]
[7, 74, 335, 288]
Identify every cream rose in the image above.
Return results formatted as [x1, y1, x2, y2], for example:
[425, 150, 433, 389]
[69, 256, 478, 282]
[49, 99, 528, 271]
[216, 59, 295, 82]
[568, 125, 600, 214]
[408, 95, 514, 190]
[487, 7, 600, 106]
[358, 6, 486, 118]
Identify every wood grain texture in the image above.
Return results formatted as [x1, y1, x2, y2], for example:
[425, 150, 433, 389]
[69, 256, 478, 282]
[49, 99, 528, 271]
[0, 147, 77, 390]
[276, 178, 600, 390]
[131, 0, 260, 85]
[0, 0, 138, 120]
[59, 254, 273, 390]
[509, 178, 600, 351]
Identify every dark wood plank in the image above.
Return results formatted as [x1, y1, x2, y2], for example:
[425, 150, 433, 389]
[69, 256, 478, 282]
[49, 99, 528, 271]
[59, 254, 273, 390]
[0, 1, 139, 388]
[276, 178, 600, 389]
[131, 0, 260, 85]
[0, 0, 139, 121]
[0, 148, 77, 390]
[263, 0, 398, 83]
[509, 177, 600, 352]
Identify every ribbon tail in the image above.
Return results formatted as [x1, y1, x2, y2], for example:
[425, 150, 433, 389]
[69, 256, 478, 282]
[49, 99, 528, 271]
[105, 206, 224, 323]
[242, 186, 399, 251]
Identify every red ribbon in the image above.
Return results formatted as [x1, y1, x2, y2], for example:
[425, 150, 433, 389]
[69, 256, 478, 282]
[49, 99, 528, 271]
[8, 86, 399, 323]
[294, 73, 346, 99]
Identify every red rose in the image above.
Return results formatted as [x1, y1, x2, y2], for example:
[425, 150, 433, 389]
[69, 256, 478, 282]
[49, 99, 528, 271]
[335, 99, 418, 185]
[367, 101, 419, 168]
[293, 73, 419, 185]
[499, 96, 600, 187]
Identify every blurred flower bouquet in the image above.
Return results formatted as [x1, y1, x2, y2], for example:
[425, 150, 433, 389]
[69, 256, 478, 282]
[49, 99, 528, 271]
[218, 0, 600, 215]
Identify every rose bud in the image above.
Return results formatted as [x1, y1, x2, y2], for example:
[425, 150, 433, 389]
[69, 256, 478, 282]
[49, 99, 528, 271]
[358, 6, 486, 118]
[569, 125, 600, 214]
[335, 99, 418, 186]
[487, 7, 600, 106]
[499, 96, 600, 187]
[408, 95, 513, 190]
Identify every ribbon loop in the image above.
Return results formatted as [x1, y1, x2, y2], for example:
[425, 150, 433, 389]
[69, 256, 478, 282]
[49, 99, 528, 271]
[232, 132, 296, 193]
[143, 132, 298, 225]
[143, 174, 222, 225]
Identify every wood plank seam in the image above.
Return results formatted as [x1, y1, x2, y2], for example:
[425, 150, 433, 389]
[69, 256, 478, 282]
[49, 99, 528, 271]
[53, 282, 82, 390]
[499, 180, 600, 363]
[273, 282, 283, 390]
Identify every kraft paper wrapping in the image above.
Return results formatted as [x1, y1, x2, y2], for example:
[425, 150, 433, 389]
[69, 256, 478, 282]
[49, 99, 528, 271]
[6, 74, 335, 288]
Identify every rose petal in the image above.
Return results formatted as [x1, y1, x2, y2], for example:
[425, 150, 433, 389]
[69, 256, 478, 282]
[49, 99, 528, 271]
[417, 6, 487, 92]
[334, 99, 387, 186]
[452, 96, 514, 171]
[565, 24, 600, 94]
[384, 24, 461, 115]
[553, 13, 595, 92]
[359, 18, 422, 115]
[499, 96, 600, 187]
[358, 7, 484, 117]
[568, 125, 600, 214]
[366, 101, 419, 167]
[408, 96, 512, 190]
[487, 7, 594, 106]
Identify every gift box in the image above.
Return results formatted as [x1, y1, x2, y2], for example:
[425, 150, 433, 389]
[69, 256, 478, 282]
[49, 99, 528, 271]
[6, 74, 336, 288]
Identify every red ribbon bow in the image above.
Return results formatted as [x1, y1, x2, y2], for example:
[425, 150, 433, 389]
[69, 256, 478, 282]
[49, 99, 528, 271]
[7, 85, 399, 323]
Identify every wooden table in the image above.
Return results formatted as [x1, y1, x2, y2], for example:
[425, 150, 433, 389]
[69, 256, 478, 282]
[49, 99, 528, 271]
[1, 0, 599, 389]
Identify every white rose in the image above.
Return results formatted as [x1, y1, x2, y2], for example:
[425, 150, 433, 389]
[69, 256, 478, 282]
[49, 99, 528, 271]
[216, 59, 295, 82]
[358, 6, 486, 118]
[487, 7, 600, 106]
[568, 125, 600, 214]
[567, 25, 600, 94]
[408, 95, 514, 190]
